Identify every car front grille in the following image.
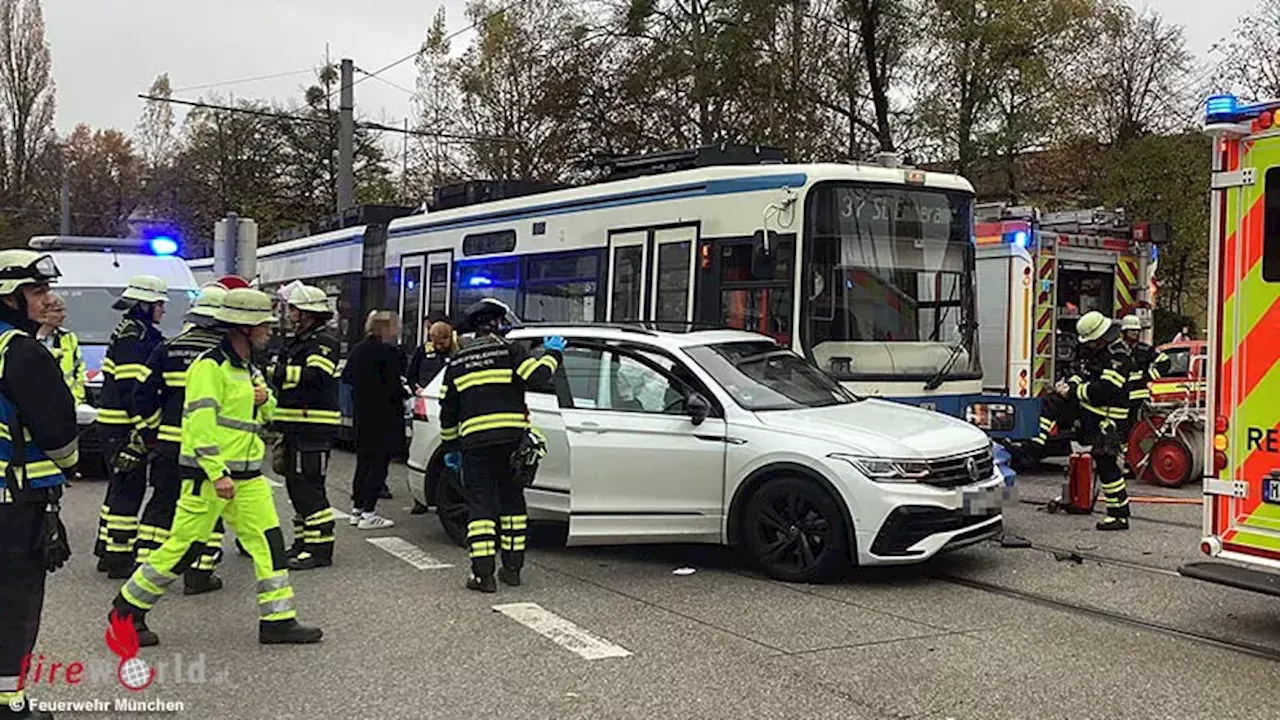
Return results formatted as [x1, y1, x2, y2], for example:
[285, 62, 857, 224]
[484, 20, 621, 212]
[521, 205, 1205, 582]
[870, 506, 1001, 556]
[920, 447, 995, 489]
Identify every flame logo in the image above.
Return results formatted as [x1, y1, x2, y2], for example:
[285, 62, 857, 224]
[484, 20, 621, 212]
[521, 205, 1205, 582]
[105, 611, 154, 692]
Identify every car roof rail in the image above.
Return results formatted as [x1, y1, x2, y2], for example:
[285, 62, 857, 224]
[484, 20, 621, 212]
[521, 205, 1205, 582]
[514, 321, 660, 336]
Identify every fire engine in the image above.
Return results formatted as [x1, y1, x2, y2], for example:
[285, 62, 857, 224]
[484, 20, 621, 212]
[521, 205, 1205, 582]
[972, 204, 1164, 460]
[1181, 93, 1280, 596]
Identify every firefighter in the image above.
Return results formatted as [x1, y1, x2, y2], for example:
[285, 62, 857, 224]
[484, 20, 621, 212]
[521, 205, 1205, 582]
[407, 319, 459, 390]
[1030, 311, 1134, 530]
[0, 250, 78, 720]
[130, 280, 245, 596]
[95, 275, 169, 579]
[109, 288, 323, 646]
[439, 298, 564, 592]
[269, 284, 341, 571]
[36, 293, 84, 406]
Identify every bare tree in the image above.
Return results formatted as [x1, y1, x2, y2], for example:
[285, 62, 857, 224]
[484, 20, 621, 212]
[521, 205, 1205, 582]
[1213, 0, 1280, 101]
[0, 0, 55, 209]
[1083, 2, 1196, 147]
[136, 74, 176, 170]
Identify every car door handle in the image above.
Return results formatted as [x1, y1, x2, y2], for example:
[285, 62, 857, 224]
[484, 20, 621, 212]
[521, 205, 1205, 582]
[569, 421, 603, 433]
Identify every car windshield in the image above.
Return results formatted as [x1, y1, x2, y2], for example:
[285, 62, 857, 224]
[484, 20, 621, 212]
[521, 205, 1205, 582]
[686, 340, 857, 411]
[59, 287, 195, 344]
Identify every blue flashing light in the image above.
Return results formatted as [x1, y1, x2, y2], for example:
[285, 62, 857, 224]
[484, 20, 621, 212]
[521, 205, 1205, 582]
[1205, 94, 1239, 122]
[466, 275, 493, 287]
[1012, 230, 1028, 248]
[148, 236, 179, 256]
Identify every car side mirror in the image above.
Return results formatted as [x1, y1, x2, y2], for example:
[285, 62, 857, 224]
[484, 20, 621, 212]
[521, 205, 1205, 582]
[686, 392, 711, 426]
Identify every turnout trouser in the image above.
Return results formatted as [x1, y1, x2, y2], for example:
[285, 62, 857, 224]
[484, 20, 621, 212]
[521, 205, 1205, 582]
[135, 453, 224, 577]
[0, 502, 47, 710]
[284, 436, 334, 562]
[96, 433, 148, 567]
[461, 441, 527, 578]
[1033, 395, 1130, 518]
[113, 475, 300, 629]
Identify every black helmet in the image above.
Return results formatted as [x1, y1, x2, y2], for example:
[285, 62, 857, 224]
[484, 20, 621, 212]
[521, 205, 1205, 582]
[463, 297, 513, 332]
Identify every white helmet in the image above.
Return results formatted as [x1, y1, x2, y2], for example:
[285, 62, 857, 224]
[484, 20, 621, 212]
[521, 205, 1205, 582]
[1076, 311, 1112, 343]
[285, 284, 332, 315]
[1121, 314, 1142, 332]
[114, 274, 168, 309]
[0, 250, 59, 296]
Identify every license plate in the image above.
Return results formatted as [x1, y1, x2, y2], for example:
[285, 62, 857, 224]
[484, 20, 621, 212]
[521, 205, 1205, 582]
[1264, 479, 1280, 505]
[960, 485, 1001, 515]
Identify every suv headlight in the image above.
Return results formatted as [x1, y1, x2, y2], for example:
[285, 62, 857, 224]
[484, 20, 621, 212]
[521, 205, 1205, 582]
[830, 454, 930, 483]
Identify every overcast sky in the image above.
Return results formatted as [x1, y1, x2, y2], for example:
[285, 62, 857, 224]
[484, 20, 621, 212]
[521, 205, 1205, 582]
[45, 0, 1258, 138]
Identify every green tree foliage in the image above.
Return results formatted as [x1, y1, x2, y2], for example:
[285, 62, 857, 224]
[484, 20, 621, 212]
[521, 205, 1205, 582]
[62, 124, 142, 237]
[0, 0, 56, 246]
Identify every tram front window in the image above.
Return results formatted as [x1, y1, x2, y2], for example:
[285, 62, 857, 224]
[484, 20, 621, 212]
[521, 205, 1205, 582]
[804, 184, 979, 383]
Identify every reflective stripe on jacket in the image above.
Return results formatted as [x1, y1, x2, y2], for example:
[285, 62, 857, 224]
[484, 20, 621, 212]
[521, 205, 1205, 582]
[269, 325, 341, 439]
[180, 337, 276, 481]
[0, 322, 78, 491]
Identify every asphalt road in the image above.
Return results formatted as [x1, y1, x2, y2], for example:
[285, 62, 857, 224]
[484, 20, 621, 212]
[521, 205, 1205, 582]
[22, 453, 1280, 720]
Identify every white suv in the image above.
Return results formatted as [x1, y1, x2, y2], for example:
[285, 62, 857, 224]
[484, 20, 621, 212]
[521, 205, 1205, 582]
[407, 326, 1003, 583]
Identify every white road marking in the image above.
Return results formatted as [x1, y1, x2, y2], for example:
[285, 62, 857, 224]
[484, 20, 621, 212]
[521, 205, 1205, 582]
[266, 478, 285, 488]
[331, 508, 350, 520]
[492, 602, 633, 660]
[366, 536, 454, 570]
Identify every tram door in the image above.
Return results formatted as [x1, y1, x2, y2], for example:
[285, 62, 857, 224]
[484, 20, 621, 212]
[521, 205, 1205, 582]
[606, 224, 697, 329]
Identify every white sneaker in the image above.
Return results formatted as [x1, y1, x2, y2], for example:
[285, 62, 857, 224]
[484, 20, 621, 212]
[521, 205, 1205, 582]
[349, 509, 361, 526]
[357, 514, 395, 530]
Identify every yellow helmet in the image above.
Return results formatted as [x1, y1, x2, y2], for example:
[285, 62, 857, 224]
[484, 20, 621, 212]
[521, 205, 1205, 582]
[1076, 311, 1112, 343]
[213, 288, 276, 327]
[0, 250, 60, 296]
[187, 284, 228, 319]
[1121, 314, 1142, 332]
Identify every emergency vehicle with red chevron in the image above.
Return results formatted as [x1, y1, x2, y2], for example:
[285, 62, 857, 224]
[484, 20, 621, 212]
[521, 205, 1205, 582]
[1181, 93, 1280, 596]
[972, 204, 1164, 457]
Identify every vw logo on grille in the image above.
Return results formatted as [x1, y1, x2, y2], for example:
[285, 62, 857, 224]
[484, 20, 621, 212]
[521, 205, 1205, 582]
[965, 456, 980, 482]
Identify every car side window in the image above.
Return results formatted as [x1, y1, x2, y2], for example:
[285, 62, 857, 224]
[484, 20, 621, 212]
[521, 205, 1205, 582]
[561, 345, 605, 408]
[608, 352, 688, 415]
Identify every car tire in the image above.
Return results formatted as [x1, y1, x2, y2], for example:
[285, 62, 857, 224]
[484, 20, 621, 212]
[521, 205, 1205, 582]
[435, 462, 468, 548]
[743, 476, 849, 583]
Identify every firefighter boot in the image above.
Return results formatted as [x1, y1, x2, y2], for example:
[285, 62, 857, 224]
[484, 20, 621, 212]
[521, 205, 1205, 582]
[182, 571, 224, 595]
[259, 619, 324, 645]
[498, 567, 521, 587]
[1096, 516, 1130, 531]
[287, 551, 333, 571]
[466, 574, 497, 593]
[108, 610, 159, 647]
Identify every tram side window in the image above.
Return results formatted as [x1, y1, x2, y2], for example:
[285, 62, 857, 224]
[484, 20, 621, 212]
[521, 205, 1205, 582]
[455, 260, 519, 316]
[401, 266, 423, 349]
[523, 251, 602, 323]
[428, 264, 449, 319]
[1265, 167, 1280, 282]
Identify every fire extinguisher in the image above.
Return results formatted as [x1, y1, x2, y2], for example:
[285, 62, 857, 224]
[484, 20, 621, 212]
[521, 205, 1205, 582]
[1047, 452, 1095, 514]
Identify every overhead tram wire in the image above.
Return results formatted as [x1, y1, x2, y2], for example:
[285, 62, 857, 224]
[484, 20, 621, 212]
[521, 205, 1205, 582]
[135, 94, 522, 145]
[171, 68, 315, 94]
[355, 68, 418, 97]
[330, 0, 527, 100]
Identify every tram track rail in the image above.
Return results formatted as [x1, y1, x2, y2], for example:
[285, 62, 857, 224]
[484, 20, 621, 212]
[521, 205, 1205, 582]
[935, 572, 1280, 663]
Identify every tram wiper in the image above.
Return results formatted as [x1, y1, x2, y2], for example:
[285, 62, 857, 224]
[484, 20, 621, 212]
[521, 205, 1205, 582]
[923, 343, 964, 392]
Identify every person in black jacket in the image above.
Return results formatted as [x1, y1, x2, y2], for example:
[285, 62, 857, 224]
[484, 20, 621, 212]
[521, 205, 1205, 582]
[0, 250, 78, 720]
[407, 320, 458, 390]
[270, 284, 341, 569]
[440, 298, 563, 592]
[130, 282, 236, 596]
[94, 275, 169, 579]
[342, 310, 407, 529]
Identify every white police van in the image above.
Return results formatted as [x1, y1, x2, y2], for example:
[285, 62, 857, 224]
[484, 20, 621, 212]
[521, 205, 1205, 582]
[29, 236, 200, 474]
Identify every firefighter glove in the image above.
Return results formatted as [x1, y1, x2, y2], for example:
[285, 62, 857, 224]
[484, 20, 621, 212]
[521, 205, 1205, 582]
[113, 431, 149, 473]
[44, 504, 71, 573]
[543, 336, 566, 352]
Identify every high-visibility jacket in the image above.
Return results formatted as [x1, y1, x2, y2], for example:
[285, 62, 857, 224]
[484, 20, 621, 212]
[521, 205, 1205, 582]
[41, 327, 84, 406]
[180, 336, 276, 482]
[1069, 338, 1134, 425]
[96, 316, 163, 436]
[439, 334, 560, 451]
[0, 319, 79, 496]
[268, 325, 341, 440]
[134, 325, 223, 457]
